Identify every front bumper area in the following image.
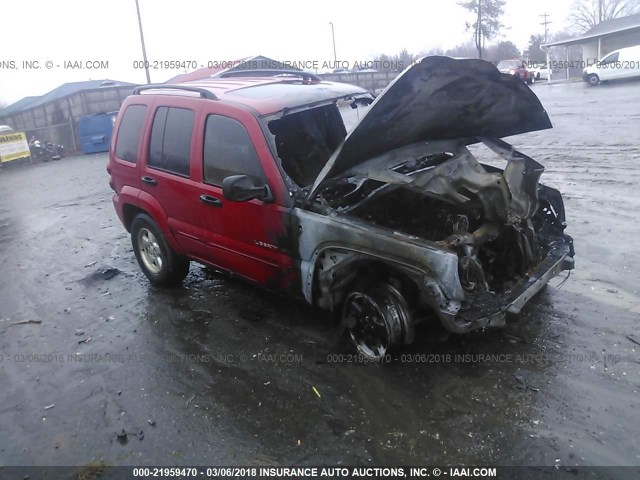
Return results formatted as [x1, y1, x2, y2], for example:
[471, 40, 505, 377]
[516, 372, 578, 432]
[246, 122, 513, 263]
[437, 244, 574, 334]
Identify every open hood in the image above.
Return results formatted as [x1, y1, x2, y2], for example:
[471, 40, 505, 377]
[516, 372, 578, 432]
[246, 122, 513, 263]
[308, 56, 552, 198]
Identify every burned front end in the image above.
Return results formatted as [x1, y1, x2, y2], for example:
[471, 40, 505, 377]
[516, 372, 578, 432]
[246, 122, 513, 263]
[265, 56, 574, 352]
[314, 138, 574, 333]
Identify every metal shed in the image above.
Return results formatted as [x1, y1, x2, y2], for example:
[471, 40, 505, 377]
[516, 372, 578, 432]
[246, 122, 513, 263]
[0, 80, 137, 153]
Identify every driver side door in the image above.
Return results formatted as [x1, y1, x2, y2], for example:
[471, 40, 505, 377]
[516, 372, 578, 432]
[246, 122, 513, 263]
[190, 106, 296, 288]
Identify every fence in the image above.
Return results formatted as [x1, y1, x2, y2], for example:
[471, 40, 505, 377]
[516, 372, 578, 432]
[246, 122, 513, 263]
[24, 122, 76, 153]
[319, 71, 400, 93]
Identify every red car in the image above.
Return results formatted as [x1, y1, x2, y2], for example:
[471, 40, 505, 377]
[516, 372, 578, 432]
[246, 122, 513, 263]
[108, 57, 573, 359]
[497, 59, 534, 84]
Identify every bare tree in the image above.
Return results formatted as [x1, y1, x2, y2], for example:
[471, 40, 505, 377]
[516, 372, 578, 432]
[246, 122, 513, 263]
[395, 48, 417, 68]
[373, 49, 418, 72]
[570, 0, 640, 32]
[445, 41, 480, 59]
[419, 47, 445, 57]
[458, 0, 506, 59]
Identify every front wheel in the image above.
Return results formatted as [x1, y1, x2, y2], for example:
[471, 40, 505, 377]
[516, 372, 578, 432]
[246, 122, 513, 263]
[131, 213, 190, 286]
[587, 74, 600, 86]
[341, 283, 411, 360]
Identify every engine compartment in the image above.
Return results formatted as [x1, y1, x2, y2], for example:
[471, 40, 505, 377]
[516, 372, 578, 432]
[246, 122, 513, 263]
[346, 187, 552, 294]
[306, 136, 574, 307]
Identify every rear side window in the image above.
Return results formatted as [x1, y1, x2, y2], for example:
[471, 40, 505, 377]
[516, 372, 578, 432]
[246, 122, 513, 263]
[115, 105, 147, 162]
[203, 115, 265, 186]
[148, 107, 194, 177]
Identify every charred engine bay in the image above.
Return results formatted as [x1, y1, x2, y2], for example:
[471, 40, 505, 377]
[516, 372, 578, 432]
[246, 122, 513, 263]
[319, 158, 568, 310]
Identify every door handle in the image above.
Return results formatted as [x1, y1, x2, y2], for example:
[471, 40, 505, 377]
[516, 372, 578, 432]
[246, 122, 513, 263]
[141, 176, 157, 186]
[199, 194, 222, 207]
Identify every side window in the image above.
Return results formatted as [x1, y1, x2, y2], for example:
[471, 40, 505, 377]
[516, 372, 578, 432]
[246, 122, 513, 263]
[602, 52, 619, 64]
[114, 105, 147, 162]
[147, 106, 193, 177]
[203, 115, 265, 186]
[148, 107, 167, 169]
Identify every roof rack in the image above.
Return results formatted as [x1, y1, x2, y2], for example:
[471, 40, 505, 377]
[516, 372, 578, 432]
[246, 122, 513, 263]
[133, 84, 218, 100]
[218, 69, 322, 82]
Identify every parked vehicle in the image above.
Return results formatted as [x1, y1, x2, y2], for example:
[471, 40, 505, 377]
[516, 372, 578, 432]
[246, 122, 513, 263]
[530, 62, 549, 81]
[28, 137, 64, 161]
[108, 57, 574, 359]
[583, 45, 640, 86]
[497, 59, 534, 84]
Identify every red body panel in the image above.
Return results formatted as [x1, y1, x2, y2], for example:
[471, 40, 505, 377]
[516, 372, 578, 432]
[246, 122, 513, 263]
[108, 91, 297, 291]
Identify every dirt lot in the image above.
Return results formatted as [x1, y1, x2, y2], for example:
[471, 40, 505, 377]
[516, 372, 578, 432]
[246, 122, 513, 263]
[0, 80, 638, 471]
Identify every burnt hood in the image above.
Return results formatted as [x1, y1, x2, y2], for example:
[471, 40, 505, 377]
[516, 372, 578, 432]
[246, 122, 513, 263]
[308, 56, 552, 197]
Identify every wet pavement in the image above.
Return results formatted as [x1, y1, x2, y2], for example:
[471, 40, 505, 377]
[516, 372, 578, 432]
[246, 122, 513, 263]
[0, 79, 638, 470]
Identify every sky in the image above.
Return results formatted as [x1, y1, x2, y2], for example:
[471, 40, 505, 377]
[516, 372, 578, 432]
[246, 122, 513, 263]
[0, 0, 576, 106]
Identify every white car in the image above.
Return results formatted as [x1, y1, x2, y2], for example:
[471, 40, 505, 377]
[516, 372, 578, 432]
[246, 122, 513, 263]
[583, 45, 640, 86]
[530, 63, 549, 81]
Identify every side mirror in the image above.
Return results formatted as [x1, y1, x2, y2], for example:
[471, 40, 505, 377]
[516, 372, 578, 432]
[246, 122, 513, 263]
[222, 175, 273, 202]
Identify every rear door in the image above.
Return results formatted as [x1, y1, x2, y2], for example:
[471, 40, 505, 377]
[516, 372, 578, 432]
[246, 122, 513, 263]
[139, 99, 201, 254]
[189, 104, 296, 288]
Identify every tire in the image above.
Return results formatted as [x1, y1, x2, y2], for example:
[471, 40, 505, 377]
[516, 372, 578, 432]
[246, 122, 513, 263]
[341, 283, 411, 360]
[587, 74, 600, 86]
[131, 213, 190, 286]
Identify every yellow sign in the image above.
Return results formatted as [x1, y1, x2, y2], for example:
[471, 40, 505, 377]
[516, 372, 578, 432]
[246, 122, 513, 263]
[0, 131, 30, 163]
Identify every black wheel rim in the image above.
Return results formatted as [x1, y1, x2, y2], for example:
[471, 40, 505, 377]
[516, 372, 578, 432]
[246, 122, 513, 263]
[344, 292, 390, 359]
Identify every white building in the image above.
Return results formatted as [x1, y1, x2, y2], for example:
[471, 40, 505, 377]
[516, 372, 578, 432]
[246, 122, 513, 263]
[543, 13, 640, 77]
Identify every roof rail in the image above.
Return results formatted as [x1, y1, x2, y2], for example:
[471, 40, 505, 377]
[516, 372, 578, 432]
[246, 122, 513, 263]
[133, 84, 218, 100]
[218, 69, 322, 82]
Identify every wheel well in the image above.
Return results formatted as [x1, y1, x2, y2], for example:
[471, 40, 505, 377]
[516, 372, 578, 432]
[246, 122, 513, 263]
[348, 261, 418, 301]
[312, 250, 420, 312]
[327, 258, 421, 346]
[122, 204, 147, 232]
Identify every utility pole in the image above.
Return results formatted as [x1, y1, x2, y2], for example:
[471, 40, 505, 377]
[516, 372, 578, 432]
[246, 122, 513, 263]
[477, 0, 483, 59]
[540, 13, 551, 43]
[134, 0, 151, 84]
[329, 22, 337, 67]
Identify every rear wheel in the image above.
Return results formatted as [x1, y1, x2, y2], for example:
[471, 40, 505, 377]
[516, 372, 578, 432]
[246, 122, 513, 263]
[131, 213, 190, 286]
[587, 74, 600, 86]
[341, 283, 410, 360]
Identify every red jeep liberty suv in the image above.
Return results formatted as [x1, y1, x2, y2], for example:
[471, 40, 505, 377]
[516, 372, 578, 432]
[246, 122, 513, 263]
[108, 57, 574, 359]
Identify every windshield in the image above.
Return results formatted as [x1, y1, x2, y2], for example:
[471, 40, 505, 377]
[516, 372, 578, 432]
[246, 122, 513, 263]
[266, 100, 373, 187]
[338, 100, 372, 132]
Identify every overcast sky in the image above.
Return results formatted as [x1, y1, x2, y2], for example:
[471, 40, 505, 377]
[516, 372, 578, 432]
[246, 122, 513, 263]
[1, 0, 576, 106]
